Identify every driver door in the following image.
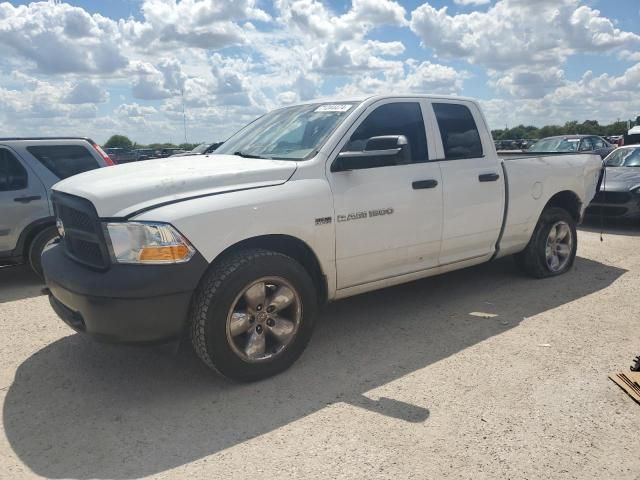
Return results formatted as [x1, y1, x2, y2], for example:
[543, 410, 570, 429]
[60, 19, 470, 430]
[327, 100, 443, 289]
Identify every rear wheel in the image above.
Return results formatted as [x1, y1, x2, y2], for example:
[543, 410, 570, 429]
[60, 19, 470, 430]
[515, 207, 577, 278]
[189, 249, 317, 381]
[28, 226, 59, 278]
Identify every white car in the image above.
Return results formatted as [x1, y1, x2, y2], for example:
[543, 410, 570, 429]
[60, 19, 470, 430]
[43, 95, 602, 381]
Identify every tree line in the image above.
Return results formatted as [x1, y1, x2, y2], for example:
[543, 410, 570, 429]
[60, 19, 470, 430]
[492, 118, 638, 141]
[103, 134, 202, 151]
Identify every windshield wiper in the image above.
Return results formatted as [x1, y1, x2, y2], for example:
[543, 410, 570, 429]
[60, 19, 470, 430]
[233, 151, 267, 159]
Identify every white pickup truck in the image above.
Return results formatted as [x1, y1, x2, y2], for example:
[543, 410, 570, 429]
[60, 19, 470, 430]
[43, 95, 602, 381]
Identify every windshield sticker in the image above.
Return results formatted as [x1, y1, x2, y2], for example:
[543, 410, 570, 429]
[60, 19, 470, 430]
[315, 104, 352, 113]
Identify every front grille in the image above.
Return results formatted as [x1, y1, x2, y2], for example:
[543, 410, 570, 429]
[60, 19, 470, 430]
[591, 191, 632, 205]
[52, 192, 110, 269]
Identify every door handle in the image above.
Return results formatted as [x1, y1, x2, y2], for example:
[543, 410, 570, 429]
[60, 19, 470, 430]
[412, 179, 438, 189]
[478, 173, 500, 182]
[13, 195, 41, 203]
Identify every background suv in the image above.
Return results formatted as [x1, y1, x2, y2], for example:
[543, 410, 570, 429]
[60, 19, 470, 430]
[0, 137, 112, 276]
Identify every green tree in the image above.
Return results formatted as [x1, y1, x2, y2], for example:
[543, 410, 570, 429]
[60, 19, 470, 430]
[104, 135, 133, 149]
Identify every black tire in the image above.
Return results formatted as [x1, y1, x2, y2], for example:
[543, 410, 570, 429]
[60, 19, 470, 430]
[189, 248, 318, 381]
[28, 226, 59, 278]
[515, 207, 577, 279]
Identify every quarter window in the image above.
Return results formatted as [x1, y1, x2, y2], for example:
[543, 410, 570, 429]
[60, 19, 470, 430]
[433, 103, 484, 160]
[27, 145, 100, 179]
[341, 102, 428, 167]
[0, 148, 28, 192]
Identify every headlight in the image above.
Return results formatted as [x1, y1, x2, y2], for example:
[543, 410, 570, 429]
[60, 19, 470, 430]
[105, 222, 195, 264]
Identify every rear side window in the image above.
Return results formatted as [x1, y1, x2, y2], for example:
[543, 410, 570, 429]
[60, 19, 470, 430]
[433, 103, 483, 159]
[27, 145, 99, 179]
[0, 148, 28, 191]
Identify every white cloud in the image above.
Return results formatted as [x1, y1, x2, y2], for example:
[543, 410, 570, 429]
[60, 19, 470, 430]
[410, 0, 640, 70]
[0, 2, 129, 74]
[63, 80, 109, 104]
[491, 67, 566, 99]
[115, 103, 158, 117]
[453, 0, 490, 5]
[481, 62, 640, 129]
[0, 0, 636, 143]
[336, 60, 468, 97]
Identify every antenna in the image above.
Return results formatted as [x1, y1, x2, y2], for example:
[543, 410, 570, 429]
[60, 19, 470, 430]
[181, 87, 188, 144]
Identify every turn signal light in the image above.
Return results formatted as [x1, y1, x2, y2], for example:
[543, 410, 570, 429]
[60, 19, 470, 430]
[138, 245, 191, 262]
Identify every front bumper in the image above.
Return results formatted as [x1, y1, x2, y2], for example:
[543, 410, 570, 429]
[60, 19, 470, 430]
[585, 192, 640, 219]
[42, 244, 208, 343]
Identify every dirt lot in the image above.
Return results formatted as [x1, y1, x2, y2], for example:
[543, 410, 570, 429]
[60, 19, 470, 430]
[1, 222, 639, 480]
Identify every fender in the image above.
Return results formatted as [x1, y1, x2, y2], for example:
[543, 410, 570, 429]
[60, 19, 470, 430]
[0, 216, 55, 262]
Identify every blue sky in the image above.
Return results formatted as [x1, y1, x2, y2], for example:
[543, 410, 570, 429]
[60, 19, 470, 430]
[1, 0, 639, 144]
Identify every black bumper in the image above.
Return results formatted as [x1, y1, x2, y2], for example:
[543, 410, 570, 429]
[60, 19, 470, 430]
[42, 244, 208, 343]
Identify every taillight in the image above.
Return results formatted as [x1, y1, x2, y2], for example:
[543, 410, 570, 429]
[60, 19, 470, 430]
[92, 143, 115, 166]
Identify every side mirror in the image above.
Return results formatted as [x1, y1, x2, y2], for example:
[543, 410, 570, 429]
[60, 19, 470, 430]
[332, 135, 410, 172]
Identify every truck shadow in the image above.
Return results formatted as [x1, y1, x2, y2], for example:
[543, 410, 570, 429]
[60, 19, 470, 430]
[3, 256, 626, 479]
[0, 265, 43, 304]
[580, 217, 640, 237]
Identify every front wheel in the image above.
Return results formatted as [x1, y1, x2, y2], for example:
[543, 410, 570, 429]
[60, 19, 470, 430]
[28, 226, 59, 278]
[515, 207, 577, 278]
[189, 249, 318, 381]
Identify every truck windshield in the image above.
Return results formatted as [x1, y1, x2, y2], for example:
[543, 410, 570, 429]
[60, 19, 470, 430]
[528, 137, 579, 152]
[214, 102, 358, 161]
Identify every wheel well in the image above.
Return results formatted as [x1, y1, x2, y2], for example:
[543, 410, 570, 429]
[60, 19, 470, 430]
[545, 191, 582, 222]
[214, 235, 328, 304]
[19, 218, 56, 258]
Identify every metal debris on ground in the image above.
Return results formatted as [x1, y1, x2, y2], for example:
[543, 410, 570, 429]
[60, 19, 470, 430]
[609, 371, 640, 406]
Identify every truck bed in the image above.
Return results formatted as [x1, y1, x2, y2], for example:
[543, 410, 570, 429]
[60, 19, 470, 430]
[499, 151, 600, 161]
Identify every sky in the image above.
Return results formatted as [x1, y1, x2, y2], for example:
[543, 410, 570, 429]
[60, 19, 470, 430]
[0, 0, 639, 145]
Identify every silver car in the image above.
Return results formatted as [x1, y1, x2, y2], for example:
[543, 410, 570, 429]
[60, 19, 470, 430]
[0, 137, 112, 276]
[586, 145, 640, 220]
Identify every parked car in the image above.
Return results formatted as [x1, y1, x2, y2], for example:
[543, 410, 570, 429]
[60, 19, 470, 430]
[527, 135, 614, 158]
[104, 148, 137, 164]
[42, 95, 601, 381]
[0, 137, 112, 276]
[133, 149, 156, 161]
[171, 142, 223, 157]
[155, 148, 187, 158]
[495, 139, 519, 150]
[586, 145, 640, 219]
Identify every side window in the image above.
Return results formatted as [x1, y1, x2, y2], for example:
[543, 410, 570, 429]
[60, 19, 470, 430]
[579, 137, 594, 151]
[432, 103, 484, 159]
[0, 148, 28, 192]
[342, 102, 428, 167]
[27, 145, 99, 180]
[593, 137, 605, 149]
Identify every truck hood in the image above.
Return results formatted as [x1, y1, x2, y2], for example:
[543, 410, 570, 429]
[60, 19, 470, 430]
[52, 154, 297, 217]
[601, 167, 640, 192]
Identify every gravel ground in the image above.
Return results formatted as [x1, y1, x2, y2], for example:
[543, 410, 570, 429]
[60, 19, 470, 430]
[1, 221, 639, 480]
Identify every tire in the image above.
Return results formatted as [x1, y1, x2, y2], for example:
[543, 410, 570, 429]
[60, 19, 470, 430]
[28, 226, 59, 278]
[515, 207, 577, 279]
[189, 248, 318, 381]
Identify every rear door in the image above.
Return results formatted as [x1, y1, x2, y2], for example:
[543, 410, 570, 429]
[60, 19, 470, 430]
[0, 147, 49, 254]
[428, 101, 504, 265]
[328, 99, 443, 289]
